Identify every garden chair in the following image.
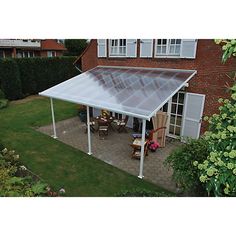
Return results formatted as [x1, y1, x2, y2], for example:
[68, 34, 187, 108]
[98, 119, 109, 138]
[84, 120, 96, 134]
[151, 111, 168, 147]
[115, 115, 129, 133]
[130, 138, 149, 159]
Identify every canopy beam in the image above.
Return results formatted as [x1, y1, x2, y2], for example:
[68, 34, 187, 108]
[50, 98, 57, 139]
[87, 106, 92, 155]
[138, 119, 146, 179]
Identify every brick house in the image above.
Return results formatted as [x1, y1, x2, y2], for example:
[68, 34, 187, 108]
[74, 39, 236, 139]
[0, 39, 66, 58]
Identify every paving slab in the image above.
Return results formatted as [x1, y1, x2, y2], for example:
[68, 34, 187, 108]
[38, 117, 181, 192]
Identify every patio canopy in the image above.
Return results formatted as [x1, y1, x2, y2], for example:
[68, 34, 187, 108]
[39, 66, 197, 120]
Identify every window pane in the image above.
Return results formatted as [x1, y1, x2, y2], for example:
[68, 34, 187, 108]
[175, 45, 181, 54]
[169, 125, 174, 134]
[162, 103, 168, 112]
[171, 104, 177, 113]
[176, 39, 181, 44]
[177, 105, 183, 115]
[162, 46, 167, 54]
[178, 93, 185, 104]
[170, 115, 176, 124]
[175, 126, 181, 135]
[157, 39, 162, 44]
[170, 39, 175, 44]
[157, 46, 161, 54]
[176, 116, 182, 126]
[169, 45, 175, 54]
[163, 39, 167, 44]
[172, 93, 178, 103]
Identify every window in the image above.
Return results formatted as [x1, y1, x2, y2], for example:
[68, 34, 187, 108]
[169, 92, 185, 136]
[16, 51, 35, 58]
[109, 39, 126, 57]
[156, 39, 181, 57]
[0, 50, 5, 58]
[47, 51, 56, 57]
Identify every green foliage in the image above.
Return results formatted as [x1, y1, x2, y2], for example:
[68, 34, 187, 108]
[0, 99, 8, 109]
[115, 188, 173, 197]
[64, 39, 88, 56]
[197, 85, 236, 196]
[165, 138, 209, 195]
[15, 57, 79, 96]
[0, 57, 78, 100]
[0, 89, 5, 99]
[215, 39, 236, 63]
[0, 58, 23, 100]
[0, 147, 48, 197]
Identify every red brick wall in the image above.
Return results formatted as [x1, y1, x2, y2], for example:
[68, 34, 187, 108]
[81, 39, 236, 134]
[40, 50, 64, 57]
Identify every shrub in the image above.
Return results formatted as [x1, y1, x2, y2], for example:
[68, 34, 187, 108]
[0, 147, 48, 197]
[196, 84, 236, 196]
[0, 57, 78, 100]
[165, 138, 209, 196]
[0, 99, 8, 109]
[0, 59, 23, 100]
[0, 89, 5, 99]
[115, 188, 173, 197]
[15, 56, 78, 96]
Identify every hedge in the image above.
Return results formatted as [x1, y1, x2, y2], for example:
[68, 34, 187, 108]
[0, 59, 23, 100]
[0, 57, 79, 100]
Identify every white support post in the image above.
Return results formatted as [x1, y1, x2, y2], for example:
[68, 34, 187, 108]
[87, 106, 92, 155]
[50, 98, 57, 139]
[138, 119, 146, 179]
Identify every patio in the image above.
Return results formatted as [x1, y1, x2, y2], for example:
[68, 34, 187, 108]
[38, 116, 181, 192]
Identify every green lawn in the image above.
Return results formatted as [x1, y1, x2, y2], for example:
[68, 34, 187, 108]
[0, 97, 173, 196]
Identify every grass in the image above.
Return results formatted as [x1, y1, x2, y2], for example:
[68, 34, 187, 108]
[0, 97, 174, 196]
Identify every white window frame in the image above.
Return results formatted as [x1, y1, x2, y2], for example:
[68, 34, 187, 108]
[47, 51, 56, 57]
[109, 39, 127, 57]
[160, 91, 186, 138]
[154, 39, 182, 58]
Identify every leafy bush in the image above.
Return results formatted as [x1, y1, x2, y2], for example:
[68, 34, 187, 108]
[196, 84, 236, 196]
[16, 56, 78, 96]
[0, 147, 48, 197]
[215, 39, 236, 63]
[0, 59, 23, 100]
[0, 57, 79, 100]
[165, 138, 209, 196]
[115, 188, 173, 197]
[64, 39, 88, 56]
[0, 99, 8, 109]
[0, 89, 5, 99]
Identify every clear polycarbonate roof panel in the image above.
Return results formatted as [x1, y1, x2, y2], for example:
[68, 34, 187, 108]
[39, 66, 196, 120]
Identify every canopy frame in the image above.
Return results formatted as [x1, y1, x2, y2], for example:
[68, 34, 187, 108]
[41, 66, 197, 179]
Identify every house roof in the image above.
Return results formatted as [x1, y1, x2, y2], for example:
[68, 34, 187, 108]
[41, 39, 66, 51]
[39, 66, 197, 120]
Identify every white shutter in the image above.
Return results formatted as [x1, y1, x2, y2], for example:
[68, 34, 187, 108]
[126, 116, 134, 129]
[97, 39, 106, 57]
[181, 93, 205, 139]
[180, 39, 197, 59]
[93, 108, 101, 117]
[126, 39, 137, 57]
[140, 39, 153, 58]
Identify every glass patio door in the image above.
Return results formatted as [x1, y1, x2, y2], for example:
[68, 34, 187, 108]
[160, 91, 185, 138]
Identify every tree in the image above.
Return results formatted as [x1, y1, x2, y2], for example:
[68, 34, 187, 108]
[194, 39, 236, 196]
[64, 39, 88, 56]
